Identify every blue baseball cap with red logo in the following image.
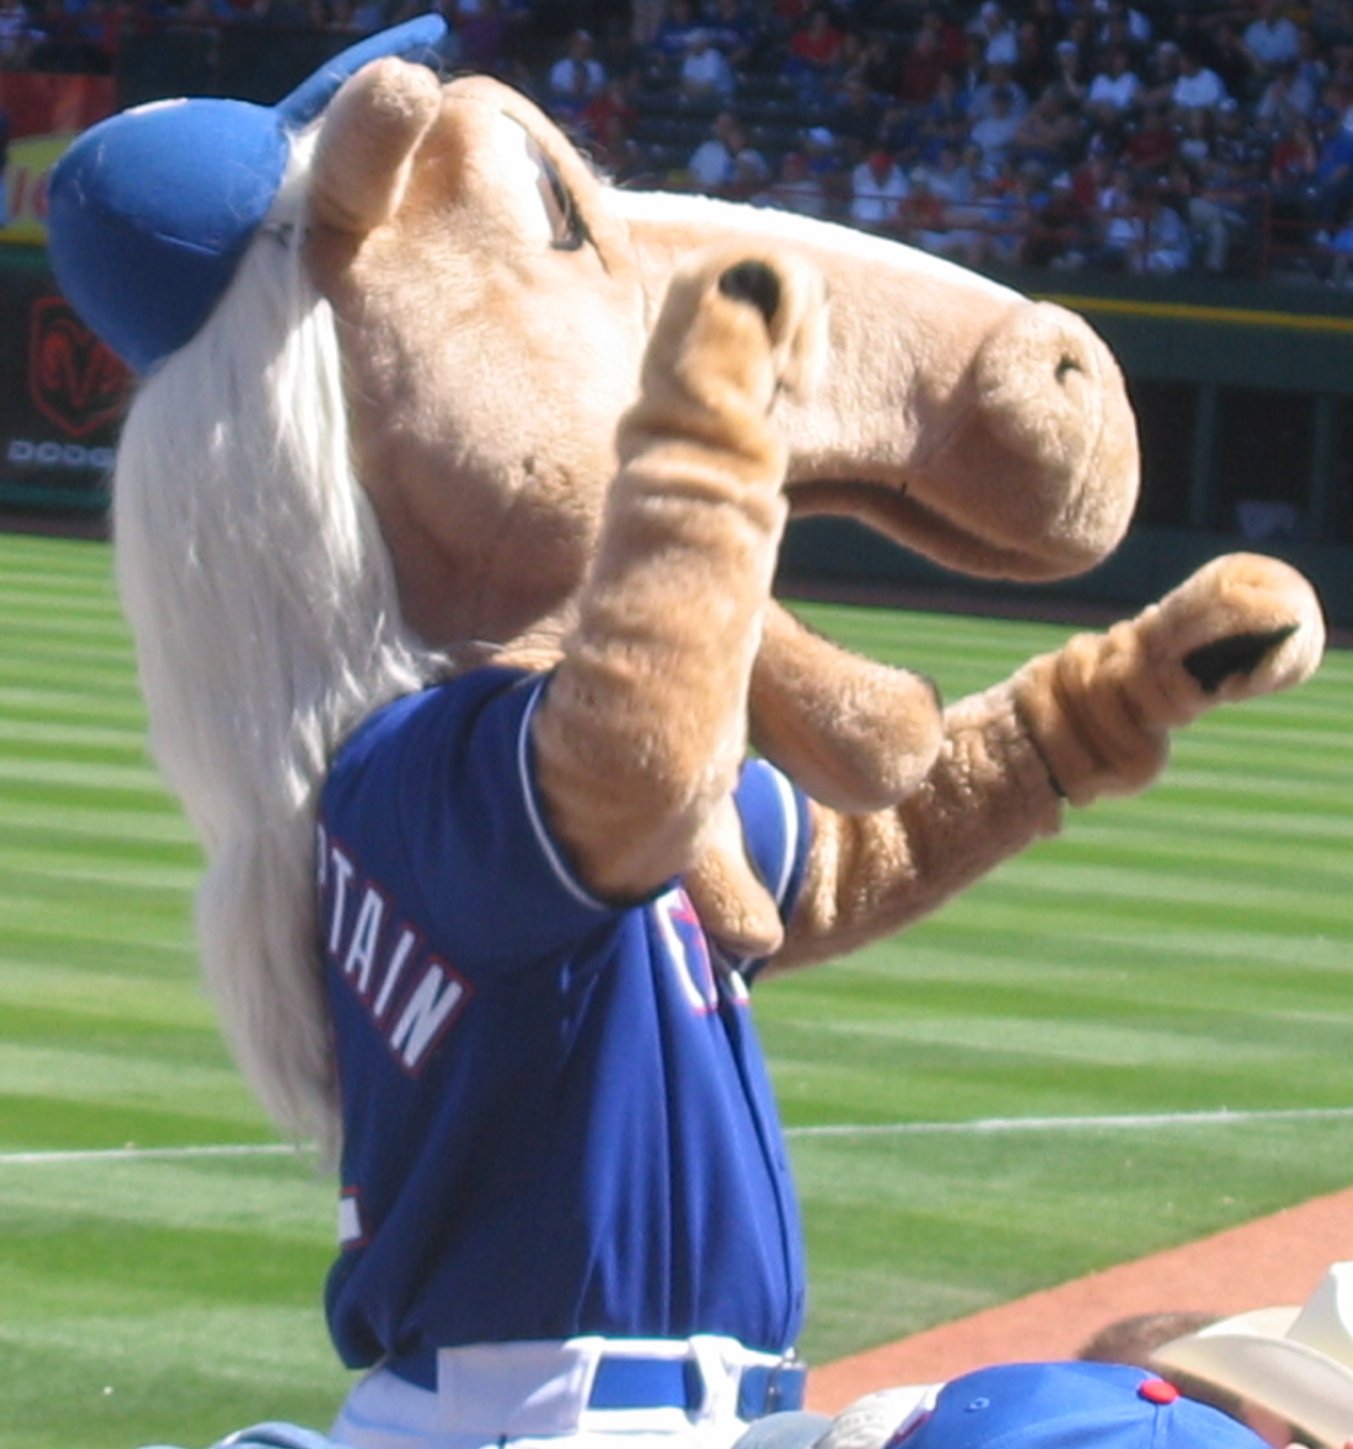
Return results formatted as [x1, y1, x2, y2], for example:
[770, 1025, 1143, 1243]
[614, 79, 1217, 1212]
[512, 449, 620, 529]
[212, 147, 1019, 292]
[46, 14, 449, 374]
[878, 1363, 1270, 1449]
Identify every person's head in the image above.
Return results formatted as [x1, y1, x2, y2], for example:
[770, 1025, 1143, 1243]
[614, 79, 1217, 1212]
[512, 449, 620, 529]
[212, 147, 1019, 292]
[780, 150, 809, 181]
[1077, 1309, 1240, 1408]
[1152, 1263, 1353, 1449]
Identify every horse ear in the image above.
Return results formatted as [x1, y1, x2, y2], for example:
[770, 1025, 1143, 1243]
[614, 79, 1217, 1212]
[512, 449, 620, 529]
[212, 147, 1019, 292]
[311, 57, 442, 236]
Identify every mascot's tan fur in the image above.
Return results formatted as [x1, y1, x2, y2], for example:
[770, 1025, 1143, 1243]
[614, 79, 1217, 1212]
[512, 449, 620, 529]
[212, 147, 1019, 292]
[113, 56, 1323, 1155]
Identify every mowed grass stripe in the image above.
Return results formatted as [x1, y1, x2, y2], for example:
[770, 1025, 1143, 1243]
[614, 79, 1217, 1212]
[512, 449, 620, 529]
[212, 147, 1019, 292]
[793, 1116, 1353, 1359]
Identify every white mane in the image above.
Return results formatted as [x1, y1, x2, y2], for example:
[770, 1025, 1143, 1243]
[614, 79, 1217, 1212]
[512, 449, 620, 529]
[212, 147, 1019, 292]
[113, 141, 435, 1157]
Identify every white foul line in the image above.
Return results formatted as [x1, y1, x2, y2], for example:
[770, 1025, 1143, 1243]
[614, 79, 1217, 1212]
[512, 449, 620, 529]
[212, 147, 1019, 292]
[0, 1142, 300, 1166]
[785, 1105, 1353, 1139]
[2, 1105, 1351, 1166]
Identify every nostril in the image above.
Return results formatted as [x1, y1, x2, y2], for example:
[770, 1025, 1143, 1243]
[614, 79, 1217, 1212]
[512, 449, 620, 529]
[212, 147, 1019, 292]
[1055, 353, 1081, 384]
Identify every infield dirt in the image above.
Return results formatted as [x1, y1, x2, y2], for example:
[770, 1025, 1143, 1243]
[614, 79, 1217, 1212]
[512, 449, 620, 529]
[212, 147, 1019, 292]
[808, 1184, 1353, 1410]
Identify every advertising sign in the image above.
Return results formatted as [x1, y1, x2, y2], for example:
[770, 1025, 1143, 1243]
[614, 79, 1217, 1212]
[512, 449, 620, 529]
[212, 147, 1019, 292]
[1, 73, 115, 246]
[0, 258, 128, 510]
[0, 74, 122, 509]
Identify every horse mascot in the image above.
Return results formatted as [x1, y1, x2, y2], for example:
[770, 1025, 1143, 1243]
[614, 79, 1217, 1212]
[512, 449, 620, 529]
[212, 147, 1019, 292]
[47, 16, 1325, 1449]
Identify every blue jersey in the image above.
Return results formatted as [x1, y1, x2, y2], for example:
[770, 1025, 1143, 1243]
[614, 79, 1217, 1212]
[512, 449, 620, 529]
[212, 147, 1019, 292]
[316, 667, 812, 1373]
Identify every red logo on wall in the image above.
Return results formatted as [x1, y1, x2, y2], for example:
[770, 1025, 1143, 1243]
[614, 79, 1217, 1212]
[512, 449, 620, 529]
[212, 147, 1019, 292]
[29, 296, 129, 438]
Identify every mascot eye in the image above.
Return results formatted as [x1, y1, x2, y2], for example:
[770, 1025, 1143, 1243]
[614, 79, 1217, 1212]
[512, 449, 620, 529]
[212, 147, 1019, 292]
[495, 114, 589, 251]
[531, 140, 587, 251]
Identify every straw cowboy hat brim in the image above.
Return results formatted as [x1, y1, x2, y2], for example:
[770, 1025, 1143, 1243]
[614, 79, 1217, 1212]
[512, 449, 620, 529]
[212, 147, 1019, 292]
[1154, 1266, 1353, 1449]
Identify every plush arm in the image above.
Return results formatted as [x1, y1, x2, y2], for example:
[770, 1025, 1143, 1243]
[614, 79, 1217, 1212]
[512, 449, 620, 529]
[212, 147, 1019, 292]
[779, 552, 1325, 965]
[532, 254, 825, 901]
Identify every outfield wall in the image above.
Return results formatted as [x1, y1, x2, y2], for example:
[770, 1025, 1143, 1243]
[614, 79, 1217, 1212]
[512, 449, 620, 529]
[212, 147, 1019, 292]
[3, 244, 1351, 623]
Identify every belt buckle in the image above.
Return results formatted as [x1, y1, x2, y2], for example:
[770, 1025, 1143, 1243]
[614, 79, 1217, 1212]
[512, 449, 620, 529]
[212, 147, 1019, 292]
[739, 1353, 805, 1419]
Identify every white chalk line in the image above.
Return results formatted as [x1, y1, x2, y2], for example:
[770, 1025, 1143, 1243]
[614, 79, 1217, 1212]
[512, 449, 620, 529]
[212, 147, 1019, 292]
[2, 1105, 1351, 1166]
[787, 1104, 1353, 1139]
[0, 1141, 300, 1166]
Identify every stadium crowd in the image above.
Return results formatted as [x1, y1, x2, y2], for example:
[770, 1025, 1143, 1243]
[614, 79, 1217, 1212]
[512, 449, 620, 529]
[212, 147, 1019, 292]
[4, 0, 1353, 282]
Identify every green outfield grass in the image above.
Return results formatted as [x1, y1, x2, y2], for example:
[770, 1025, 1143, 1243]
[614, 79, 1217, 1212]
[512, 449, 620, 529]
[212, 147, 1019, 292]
[1, 532, 1350, 1449]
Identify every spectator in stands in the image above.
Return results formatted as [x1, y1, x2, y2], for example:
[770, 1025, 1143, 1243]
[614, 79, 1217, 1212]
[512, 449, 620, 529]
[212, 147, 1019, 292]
[1138, 39, 1183, 110]
[800, 122, 844, 192]
[756, 148, 830, 217]
[579, 76, 639, 147]
[911, 141, 976, 212]
[1258, 57, 1320, 127]
[1178, 105, 1216, 167]
[1011, 84, 1082, 171]
[651, 0, 701, 76]
[970, 59, 1028, 122]
[457, 0, 513, 76]
[1095, 160, 1139, 260]
[687, 107, 736, 185]
[981, 158, 1043, 264]
[1211, 94, 1270, 187]
[1051, 36, 1091, 109]
[783, 5, 844, 101]
[911, 68, 969, 161]
[970, 0, 1017, 68]
[1211, 21, 1262, 107]
[1161, 154, 1235, 274]
[1172, 41, 1232, 115]
[848, 145, 909, 230]
[1013, 19, 1055, 100]
[897, 22, 948, 106]
[956, 29, 988, 100]
[856, 32, 902, 104]
[829, 68, 887, 162]
[1137, 183, 1194, 272]
[686, 109, 768, 197]
[1022, 168, 1096, 267]
[1269, 113, 1321, 241]
[678, 29, 735, 102]
[629, 0, 663, 48]
[1245, 0, 1302, 78]
[1100, 179, 1187, 272]
[1098, 0, 1153, 59]
[704, 0, 757, 77]
[1309, 104, 1353, 222]
[1293, 27, 1331, 108]
[0, 104, 8, 228]
[895, 169, 951, 250]
[1087, 44, 1143, 121]
[547, 28, 606, 121]
[970, 84, 1022, 170]
[1321, 197, 1353, 282]
[0, 0, 32, 65]
[1124, 103, 1179, 178]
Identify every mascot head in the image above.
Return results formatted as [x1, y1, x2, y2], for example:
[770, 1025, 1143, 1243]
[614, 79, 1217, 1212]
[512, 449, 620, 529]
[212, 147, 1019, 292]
[48, 18, 1141, 1151]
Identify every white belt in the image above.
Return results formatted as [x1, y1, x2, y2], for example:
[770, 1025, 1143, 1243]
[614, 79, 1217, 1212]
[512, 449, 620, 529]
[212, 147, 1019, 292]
[369, 1337, 804, 1436]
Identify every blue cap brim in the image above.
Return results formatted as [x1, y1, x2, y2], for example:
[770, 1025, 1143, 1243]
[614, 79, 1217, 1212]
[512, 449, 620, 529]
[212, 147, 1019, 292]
[48, 14, 449, 374]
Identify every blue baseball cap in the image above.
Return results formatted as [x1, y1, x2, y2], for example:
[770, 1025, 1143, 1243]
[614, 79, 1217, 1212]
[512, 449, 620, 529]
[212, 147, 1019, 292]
[47, 14, 449, 374]
[879, 1363, 1269, 1449]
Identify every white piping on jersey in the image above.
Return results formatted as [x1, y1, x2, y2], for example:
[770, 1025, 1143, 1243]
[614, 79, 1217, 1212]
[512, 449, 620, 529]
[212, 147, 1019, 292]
[517, 677, 607, 913]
